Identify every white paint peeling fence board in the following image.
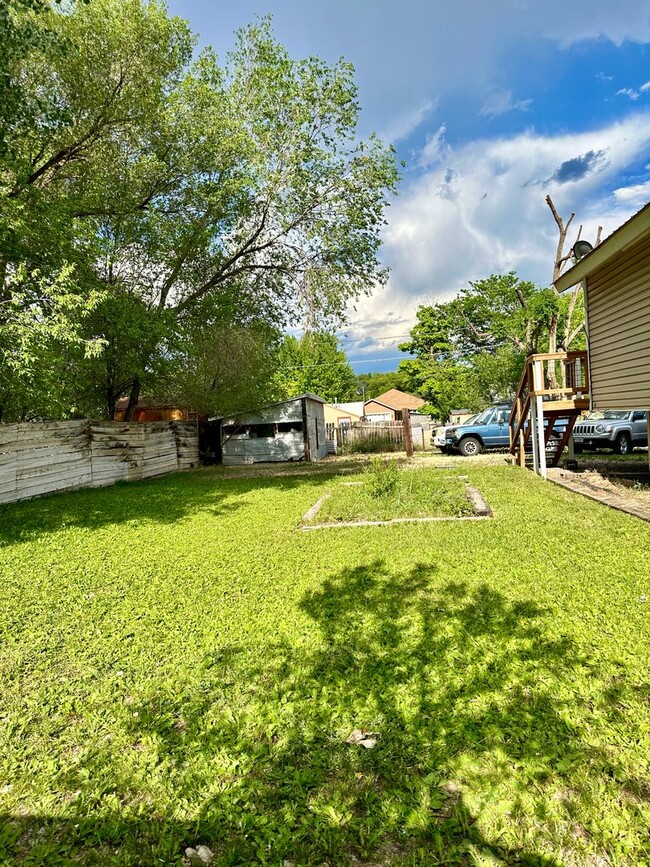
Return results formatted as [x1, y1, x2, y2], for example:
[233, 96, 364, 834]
[0, 419, 199, 504]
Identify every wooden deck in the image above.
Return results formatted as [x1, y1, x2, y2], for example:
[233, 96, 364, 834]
[509, 352, 589, 477]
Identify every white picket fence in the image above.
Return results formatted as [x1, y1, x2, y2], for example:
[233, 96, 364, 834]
[0, 420, 199, 505]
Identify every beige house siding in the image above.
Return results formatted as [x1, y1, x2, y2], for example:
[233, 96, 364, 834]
[586, 233, 650, 409]
[323, 404, 362, 426]
[363, 400, 397, 422]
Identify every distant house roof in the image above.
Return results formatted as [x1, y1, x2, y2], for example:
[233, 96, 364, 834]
[364, 399, 397, 412]
[555, 200, 650, 292]
[372, 389, 425, 411]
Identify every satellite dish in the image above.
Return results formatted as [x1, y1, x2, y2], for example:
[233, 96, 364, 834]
[572, 240, 594, 260]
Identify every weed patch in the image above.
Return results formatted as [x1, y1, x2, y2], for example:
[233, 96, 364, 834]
[306, 466, 474, 525]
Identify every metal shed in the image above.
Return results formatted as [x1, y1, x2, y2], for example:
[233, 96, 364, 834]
[219, 394, 328, 466]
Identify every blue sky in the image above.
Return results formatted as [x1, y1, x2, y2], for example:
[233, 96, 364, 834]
[167, 0, 650, 371]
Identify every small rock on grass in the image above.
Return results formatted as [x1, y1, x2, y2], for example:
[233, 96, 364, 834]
[346, 728, 379, 748]
[184, 845, 214, 866]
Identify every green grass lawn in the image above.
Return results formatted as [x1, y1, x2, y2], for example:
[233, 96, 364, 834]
[307, 464, 474, 524]
[0, 460, 649, 866]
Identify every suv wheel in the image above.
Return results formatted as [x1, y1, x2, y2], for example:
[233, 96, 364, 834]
[459, 436, 482, 456]
[614, 432, 632, 455]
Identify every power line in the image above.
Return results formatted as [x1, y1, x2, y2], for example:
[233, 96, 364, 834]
[340, 332, 412, 344]
[278, 354, 406, 372]
[348, 355, 406, 364]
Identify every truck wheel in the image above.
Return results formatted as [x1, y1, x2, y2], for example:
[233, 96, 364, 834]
[459, 436, 482, 456]
[614, 432, 632, 455]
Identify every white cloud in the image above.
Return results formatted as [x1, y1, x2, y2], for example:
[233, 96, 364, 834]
[479, 87, 532, 118]
[415, 124, 449, 169]
[613, 179, 650, 203]
[617, 87, 641, 100]
[379, 99, 436, 144]
[349, 113, 650, 350]
[616, 80, 650, 101]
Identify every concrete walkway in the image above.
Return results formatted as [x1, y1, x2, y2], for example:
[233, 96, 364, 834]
[547, 467, 650, 523]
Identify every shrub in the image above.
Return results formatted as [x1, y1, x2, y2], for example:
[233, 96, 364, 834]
[366, 457, 399, 498]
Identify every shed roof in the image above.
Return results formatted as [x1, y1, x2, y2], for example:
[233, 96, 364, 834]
[555, 200, 650, 292]
[213, 393, 326, 422]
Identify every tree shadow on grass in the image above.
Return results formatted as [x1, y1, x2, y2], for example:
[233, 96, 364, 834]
[1, 560, 646, 865]
[0, 470, 334, 545]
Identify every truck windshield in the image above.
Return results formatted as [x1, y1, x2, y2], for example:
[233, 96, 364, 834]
[473, 408, 494, 425]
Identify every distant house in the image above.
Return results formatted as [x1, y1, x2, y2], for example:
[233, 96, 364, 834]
[114, 398, 198, 422]
[555, 202, 650, 415]
[363, 398, 401, 423]
[219, 394, 327, 465]
[333, 400, 366, 418]
[323, 403, 363, 426]
[448, 408, 475, 426]
[363, 388, 427, 423]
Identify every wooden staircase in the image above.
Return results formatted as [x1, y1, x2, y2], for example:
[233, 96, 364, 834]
[509, 352, 590, 477]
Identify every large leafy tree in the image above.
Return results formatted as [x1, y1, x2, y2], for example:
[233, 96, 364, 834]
[1, 2, 398, 420]
[398, 272, 583, 419]
[272, 332, 357, 403]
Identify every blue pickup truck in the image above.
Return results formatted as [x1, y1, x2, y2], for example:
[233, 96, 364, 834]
[444, 404, 566, 456]
[444, 404, 512, 455]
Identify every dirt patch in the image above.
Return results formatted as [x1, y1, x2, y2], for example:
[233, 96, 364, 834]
[548, 464, 650, 523]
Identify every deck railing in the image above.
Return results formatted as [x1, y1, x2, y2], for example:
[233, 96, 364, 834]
[509, 351, 590, 475]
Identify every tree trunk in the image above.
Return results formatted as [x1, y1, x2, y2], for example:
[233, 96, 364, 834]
[107, 383, 117, 420]
[123, 378, 141, 422]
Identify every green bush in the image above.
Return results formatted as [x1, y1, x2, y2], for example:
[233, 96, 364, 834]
[366, 457, 399, 498]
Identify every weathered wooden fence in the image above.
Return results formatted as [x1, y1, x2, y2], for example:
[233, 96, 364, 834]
[326, 422, 432, 454]
[0, 420, 199, 505]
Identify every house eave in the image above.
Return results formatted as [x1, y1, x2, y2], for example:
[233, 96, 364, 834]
[554, 200, 650, 292]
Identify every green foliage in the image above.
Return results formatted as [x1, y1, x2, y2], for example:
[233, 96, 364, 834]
[366, 456, 399, 498]
[355, 370, 408, 399]
[0, 461, 648, 864]
[272, 332, 357, 402]
[400, 356, 483, 421]
[311, 465, 473, 521]
[164, 316, 281, 418]
[1, 3, 398, 419]
[397, 272, 582, 419]
[0, 265, 105, 421]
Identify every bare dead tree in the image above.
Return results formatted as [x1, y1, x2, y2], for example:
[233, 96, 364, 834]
[547, 195, 603, 351]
